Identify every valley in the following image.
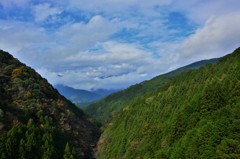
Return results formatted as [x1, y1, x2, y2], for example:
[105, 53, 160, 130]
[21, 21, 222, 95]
[0, 48, 239, 159]
[1, 0, 240, 158]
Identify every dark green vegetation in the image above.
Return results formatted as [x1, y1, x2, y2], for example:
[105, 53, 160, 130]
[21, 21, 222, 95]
[55, 84, 117, 107]
[97, 48, 240, 159]
[0, 50, 100, 159]
[84, 57, 220, 124]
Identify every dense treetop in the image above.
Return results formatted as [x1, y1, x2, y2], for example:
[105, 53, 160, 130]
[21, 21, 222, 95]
[0, 50, 100, 159]
[84, 56, 220, 124]
[97, 48, 240, 159]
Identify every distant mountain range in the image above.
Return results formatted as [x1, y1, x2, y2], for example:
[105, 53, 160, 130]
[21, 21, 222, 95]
[54, 84, 118, 107]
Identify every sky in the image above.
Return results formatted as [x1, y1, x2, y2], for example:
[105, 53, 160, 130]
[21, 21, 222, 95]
[0, 0, 240, 90]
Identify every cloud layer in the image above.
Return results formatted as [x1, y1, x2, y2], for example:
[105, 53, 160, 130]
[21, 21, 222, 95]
[0, 0, 240, 90]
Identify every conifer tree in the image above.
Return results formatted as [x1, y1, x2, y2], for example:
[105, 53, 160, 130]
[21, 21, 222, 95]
[64, 142, 74, 159]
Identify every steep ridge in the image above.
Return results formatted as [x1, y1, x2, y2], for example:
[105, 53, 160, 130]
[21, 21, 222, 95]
[97, 48, 240, 158]
[84, 57, 220, 124]
[0, 50, 100, 159]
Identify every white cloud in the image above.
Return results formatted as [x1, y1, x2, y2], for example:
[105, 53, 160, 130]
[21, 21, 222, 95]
[33, 3, 62, 22]
[0, 0, 29, 9]
[36, 41, 167, 90]
[0, 15, 120, 68]
[68, 0, 171, 15]
[179, 11, 240, 63]
[0, 16, 167, 90]
[56, 15, 119, 50]
[1, 0, 240, 90]
[172, 0, 240, 24]
[0, 21, 50, 60]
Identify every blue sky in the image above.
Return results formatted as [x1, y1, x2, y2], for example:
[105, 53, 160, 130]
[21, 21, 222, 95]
[0, 0, 240, 90]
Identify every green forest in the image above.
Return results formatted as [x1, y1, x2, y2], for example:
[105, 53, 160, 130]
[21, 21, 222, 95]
[0, 50, 100, 159]
[96, 48, 240, 158]
[0, 119, 75, 159]
[84, 57, 219, 124]
[1, 47, 240, 159]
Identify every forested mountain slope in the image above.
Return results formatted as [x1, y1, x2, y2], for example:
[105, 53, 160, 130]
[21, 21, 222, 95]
[97, 48, 240, 159]
[0, 50, 100, 159]
[84, 57, 220, 124]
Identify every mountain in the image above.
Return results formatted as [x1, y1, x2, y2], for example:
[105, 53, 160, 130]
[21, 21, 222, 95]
[55, 84, 101, 107]
[97, 48, 240, 158]
[84, 57, 220, 124]
[0, 50, 100, 159]
[55, 84, 118, 107]
[92, 89, 119, 97]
